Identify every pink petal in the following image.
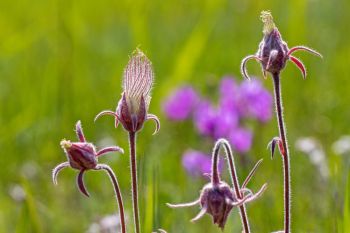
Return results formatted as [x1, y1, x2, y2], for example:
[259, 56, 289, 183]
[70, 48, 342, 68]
[75, 120, 86, 142]
[290, 56, 307, 79]
[287, 46, 322, 58]
[94, 110, 118, 121]
[52, 162, 70, 185]
[241, 55, 261, 80]
[244, 183, 268, 203]
[77, 169, 90, 197]
[147, 114, 160, 135]
[166, 199, 199, 208]
[190, 206, 207, 222]
[97, 146, 124, 157]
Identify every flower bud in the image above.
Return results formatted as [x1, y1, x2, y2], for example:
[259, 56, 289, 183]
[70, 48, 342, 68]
[199, 181, 236, 229]
[117, 49, 154, 133]
[257, 11, 289, 75]
[60, 140, 97, 170]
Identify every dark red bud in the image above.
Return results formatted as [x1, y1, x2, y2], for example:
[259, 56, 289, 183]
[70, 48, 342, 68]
[199, 182, 236, 229]
[117, 93, 147, 133]
[258, 28, 289, 75]
[61, 140, 97, 170]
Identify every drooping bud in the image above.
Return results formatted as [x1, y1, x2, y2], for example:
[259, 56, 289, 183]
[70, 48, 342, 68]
[117, 49, 154, 132]
[199, 182, 237, 229]
[60, 139, 97, 170]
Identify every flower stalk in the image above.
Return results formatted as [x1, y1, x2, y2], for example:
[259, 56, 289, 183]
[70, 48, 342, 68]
[212, 139, 251, 232]
[95, 49, 160, 233]
[52, 121, 126, 233]
[272, 73, 291, 232]
[240, 11, 322, 233]
[95, 164, 127, 233]
[129, 131, 140, 233]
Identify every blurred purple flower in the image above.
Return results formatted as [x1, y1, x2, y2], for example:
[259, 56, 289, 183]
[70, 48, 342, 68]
[193, 100, 238, 139]
[219, 77, 240, 112]
[193, 100, 217, 138]
[213, 107, 239, 139]
[228, 128, 253, 153]
[163, 76, 272, 173]
[182, 150, 224, 177]
[238, 79, 273, 122]
[163, 86, 199, 120]
[182, 150, 212, 177]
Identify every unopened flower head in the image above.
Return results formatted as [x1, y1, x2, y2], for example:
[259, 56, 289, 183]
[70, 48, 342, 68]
[258, 11, 289, 75]
[60, 139, 97, 170]
[241, 11, 322, 80]
[168, 139, 267, 230]
[199, 181, 236, 229]
[95, 49, 160, 135]
[53, 121, 124, 197]
[117, 49, 154, 132]
[123, 49, 154, 115]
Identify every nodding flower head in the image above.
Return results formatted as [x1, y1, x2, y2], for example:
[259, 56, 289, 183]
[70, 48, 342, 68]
[199, 181, 237, 229]
[53, 121, 124, 197]
[241, 11, 322, 80]
[167, 179, 266, 230]
[95, 49, 160, 134]
[167, 139, 267, 230]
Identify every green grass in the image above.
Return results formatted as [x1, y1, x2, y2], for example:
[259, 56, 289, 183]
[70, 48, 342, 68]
[0, 0, 349, 232]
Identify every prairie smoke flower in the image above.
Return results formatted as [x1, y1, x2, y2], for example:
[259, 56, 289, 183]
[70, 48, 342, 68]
[241, 11, 322, 80]
[163, 86, 199, 120]
[53, 121, 126, 233]
[168, 139, 267, 230]
[95, 49, 160, 134]
[53, 121, 124, 196]
[241, 11, 322, 233]
[96, 49, 160, 233]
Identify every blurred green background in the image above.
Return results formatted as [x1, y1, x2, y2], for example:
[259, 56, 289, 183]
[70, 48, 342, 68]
[0, 0, 349, 232]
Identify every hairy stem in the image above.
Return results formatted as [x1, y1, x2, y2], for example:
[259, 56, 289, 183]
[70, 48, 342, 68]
[272, 73, 291, 233]
[212, 139, 250, 233]
[129, 132, 141, 233]
[97, 164, 127, 233]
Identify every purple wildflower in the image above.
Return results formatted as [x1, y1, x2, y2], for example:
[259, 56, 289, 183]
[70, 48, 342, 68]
[228, 128, 253, 153]
[193, 100, 217, 138]
[163, 86, 199, 120]
[182, 150, 212, 177]
[214, 107, 239, 139]
[219, 77, 239, 112]
[238, 79, 273, 122]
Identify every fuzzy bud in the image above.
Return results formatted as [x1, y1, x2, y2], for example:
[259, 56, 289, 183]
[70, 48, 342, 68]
[199, 182, 236, 229]
[257, 11, 289, 75]
[60, 140, 97, 170]
[117, 49, 154, 132]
